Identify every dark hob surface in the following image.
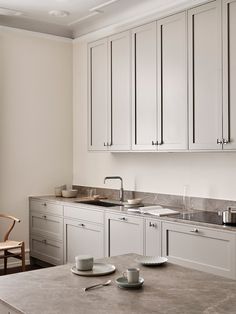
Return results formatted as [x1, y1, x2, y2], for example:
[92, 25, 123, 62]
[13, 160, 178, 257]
[176, 211, 224, 225]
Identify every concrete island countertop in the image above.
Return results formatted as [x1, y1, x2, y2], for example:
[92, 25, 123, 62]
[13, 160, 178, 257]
[1, 254, 236, 314]
[29, 195, 236, 232]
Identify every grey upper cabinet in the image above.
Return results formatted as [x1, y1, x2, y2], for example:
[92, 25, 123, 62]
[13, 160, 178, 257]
[222, 0, 236, 150]
[132, 22, 158, 151]
[188, 1, 222, 150]
[88, 39, 108, 151]
[108, 31, 131, 151]
[157, 12, 188, 151]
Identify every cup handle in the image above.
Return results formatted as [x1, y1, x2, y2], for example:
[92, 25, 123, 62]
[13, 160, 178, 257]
[122, 271, 127, 279]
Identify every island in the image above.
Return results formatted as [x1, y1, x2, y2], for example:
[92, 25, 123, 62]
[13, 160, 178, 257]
[0, 254, 236, 314]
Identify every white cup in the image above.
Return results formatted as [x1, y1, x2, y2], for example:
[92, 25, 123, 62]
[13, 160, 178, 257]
[123, 268, 140, 283]
[75, 255, 94, 271]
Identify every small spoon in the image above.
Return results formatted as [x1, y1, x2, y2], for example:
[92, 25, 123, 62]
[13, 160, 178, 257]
[83, 280, 111, 291]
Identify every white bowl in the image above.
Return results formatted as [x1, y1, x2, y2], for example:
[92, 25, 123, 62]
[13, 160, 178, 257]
[127, 198, 142, 205]
[62, 189, 78, 198]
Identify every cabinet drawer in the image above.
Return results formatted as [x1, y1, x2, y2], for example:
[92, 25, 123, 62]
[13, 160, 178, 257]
[30, 212, 63, 241]
[30, 199, 63, 216]
[30, 234, 63, 265]
[64, 205, 104, 224]
[162, 222, 236, 279]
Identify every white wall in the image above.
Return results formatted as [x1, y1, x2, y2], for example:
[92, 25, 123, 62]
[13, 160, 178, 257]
[73, 40, 236, 202]
[0, 27, 73, 262]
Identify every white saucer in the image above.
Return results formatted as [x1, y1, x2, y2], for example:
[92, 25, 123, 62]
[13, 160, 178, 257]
[71, 263, 116, 277]
[135, 256, 168, 266]
[116, 277, 144, 289]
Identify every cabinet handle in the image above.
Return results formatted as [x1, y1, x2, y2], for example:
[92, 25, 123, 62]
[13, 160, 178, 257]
[118, 217, 127, 221]
[42, 203, 47, 207]
[42, 215, 47, 219]
[190, 228, 199, 233]
[217, 139, 223, 144]
[223, 139, 229, 144]
[104, 142, 108, 147]
[152, 141, 158, 146]
[149, 222, 157, 228]
[78, 223, 85, 227]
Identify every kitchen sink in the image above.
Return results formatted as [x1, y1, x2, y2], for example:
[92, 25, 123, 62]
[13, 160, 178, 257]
[75, 200, 119, 207]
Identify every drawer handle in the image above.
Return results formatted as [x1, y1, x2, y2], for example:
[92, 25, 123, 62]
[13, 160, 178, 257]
[149, 222, 157, 228]
[42, 239, 47, 244]
[118, 217, 127, 221]
[42, 203, 47, 207]
[190, 228, 199, 233]
[78, 223, 85, 227]
[42, 215, 47, 219]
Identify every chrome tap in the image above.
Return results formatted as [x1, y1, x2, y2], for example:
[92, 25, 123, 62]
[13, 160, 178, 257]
[104, 176, 124, 202]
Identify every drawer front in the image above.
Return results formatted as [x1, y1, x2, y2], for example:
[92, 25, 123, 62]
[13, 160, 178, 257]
[162, 222, 236, 279]
[64, 205, 104, 224]
[30, 234, 63, 265]
[30, 199, 63, 216]
[30, 212, 63, 241]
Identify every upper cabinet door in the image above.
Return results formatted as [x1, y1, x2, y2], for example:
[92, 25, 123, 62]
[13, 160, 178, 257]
[108, 31, 131, 151]
[157, 12, 188, 151]
[223, 0, 236, 150]
[188, 2, 222, 150]
[132, 22, 158, 151]
[88, 39, 108, 150]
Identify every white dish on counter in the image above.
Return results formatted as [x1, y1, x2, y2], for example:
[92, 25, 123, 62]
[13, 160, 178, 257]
[71, 263, 116, 276]
[135, 256, 168, 266]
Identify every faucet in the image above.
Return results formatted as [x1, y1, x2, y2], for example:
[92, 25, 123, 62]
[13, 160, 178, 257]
[104, 176, 124, 202]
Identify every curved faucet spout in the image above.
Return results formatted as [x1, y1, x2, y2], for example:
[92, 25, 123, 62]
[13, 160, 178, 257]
[104, 176, 124, 202]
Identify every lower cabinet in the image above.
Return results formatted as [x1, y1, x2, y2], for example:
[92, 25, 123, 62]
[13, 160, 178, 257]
[145, 219, 161, 256]
[30, 234, 63, 265]
[162, 221, 236, 279]
[105, 212, 144, 256]
[64, 218, 104, 263]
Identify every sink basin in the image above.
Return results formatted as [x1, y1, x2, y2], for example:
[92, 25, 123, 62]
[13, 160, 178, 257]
[75, 200, 119, 207]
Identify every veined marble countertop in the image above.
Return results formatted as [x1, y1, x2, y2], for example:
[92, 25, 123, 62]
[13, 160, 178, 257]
[29, 195, 236, 232]
[0, 254, 236, 314]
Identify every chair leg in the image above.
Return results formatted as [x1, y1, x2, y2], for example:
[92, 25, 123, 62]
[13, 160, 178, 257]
[4, 250, 7, 275]
[21, 242, 25, 272]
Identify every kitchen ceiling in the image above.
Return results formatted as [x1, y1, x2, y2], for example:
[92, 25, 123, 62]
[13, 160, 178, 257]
[0, 0, 206, 38]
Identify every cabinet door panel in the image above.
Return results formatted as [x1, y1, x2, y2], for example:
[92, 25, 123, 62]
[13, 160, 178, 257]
[223, 0, 236, 149]
[157, 12, 188, 150]
[145, 219, 161, 256]
[106, 213, 144, 256]
[188, 2, 222, 150]
[88, 39, 108, 150]
[132, 22, 157, 150]
[108, 31, 131, 151]
[64, 219, 104, 263]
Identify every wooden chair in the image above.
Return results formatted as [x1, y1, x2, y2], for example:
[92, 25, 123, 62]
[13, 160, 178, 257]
[0, 214, 25, 274]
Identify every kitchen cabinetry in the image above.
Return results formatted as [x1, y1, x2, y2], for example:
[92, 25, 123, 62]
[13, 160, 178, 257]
[63, 205, 104, 263]
[29, 199, 63, 265]
[145, 219, 161, 256]
[131, 22, 157, 150]
[222, 0, 236, 149]
[157, 12, 188, 150]
[105, 212, 144, 256]
[88, 31, 131, 151]
[162, 221, 236, 279]
[188, 1, 222, 150]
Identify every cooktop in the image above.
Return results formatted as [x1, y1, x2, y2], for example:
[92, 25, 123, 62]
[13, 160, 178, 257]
[176, 211, 224, 225]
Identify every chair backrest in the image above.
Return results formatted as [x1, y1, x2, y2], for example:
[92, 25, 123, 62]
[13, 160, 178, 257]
[0, 214, 20, 241]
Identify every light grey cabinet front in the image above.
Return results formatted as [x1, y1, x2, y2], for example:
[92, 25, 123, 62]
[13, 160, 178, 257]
[108, 31, 131, 151]
[223, 0, 236, 150]
[162, 221, 236, 279]
[64, 218, 104, 263]
[88, 39, 108, 150]
[188, 1, 222, 150]
[157, 12, 188, 150]
[132, 22, 158, 151]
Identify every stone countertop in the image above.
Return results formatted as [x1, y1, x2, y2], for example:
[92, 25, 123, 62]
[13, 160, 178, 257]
[1, 254, 236, 314]
[29, 195, 236, 232]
